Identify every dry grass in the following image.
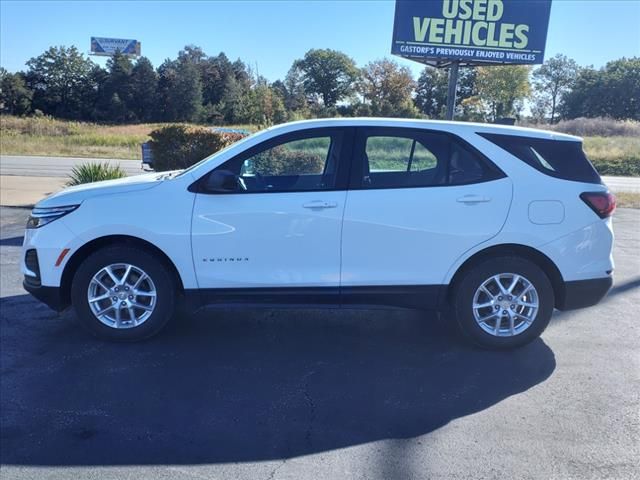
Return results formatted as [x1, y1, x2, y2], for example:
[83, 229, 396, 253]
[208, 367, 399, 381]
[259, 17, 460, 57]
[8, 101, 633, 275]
[0, 116, 254, 160]
[615, 192, 640, 209]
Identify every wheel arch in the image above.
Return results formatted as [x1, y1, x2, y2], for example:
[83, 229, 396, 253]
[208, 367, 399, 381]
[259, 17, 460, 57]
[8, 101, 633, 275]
[446, 244, 565, 308]
[60, 235, 185, 310]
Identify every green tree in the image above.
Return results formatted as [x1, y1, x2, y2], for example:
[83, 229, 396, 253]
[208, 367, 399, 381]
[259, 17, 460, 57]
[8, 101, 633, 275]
[94, 51, 135, 122]
[292, 49, 360, 107]
[130, 57, 158, 122]
[358, 59, 418, 117]
[25, 46, 97, 119]
[474, 65, 531, 120]
[157, 58, 203, 122]
[532, 54, 579, 123]
[561, 57, 640, 120]
[414, 66, 476, 119]
[0, 68, 33, 115]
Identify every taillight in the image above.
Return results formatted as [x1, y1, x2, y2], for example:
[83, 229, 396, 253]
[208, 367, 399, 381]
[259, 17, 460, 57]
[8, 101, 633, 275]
[580, 191, 616, 218]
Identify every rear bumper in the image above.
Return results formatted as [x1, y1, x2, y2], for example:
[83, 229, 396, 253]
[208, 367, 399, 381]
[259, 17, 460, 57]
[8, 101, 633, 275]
[23, 278, 66, 312]
[557, 276, 613, 310]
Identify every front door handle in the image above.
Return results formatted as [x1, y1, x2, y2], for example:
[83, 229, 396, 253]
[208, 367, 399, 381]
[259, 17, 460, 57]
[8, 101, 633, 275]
[303, 200, 338, 209]
[457, 194, 491, 204]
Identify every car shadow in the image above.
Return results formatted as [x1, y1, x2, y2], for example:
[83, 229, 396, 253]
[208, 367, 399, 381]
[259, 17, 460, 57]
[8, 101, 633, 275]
[0, 294, 555, 466]
[0, 236, 23, 247]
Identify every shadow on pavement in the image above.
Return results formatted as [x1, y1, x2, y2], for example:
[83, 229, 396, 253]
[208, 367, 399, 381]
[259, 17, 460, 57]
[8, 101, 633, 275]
[1, 294, 555, 466]
[0, 236, 23, 247]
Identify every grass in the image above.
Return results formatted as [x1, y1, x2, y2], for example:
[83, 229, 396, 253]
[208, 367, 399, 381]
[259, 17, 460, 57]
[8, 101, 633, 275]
[615, 192, 640, 209]
[582, 136, 640, 176]
[1, 115, 638, 176]
[0, 115, 255, 160]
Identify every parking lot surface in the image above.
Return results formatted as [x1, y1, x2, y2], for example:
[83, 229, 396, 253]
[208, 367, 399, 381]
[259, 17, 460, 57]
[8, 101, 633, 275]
[1, 206, 638, 480]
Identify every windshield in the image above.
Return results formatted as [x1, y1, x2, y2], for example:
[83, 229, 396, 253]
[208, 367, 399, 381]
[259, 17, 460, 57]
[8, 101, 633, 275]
[174, 130, 262, 178]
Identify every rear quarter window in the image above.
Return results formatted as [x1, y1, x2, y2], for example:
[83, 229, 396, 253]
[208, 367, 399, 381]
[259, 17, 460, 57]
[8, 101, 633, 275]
[479, 133, 602, 184]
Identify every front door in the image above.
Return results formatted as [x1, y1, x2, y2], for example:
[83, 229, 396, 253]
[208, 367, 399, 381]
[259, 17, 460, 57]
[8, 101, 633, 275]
[191, 127, 352, 290]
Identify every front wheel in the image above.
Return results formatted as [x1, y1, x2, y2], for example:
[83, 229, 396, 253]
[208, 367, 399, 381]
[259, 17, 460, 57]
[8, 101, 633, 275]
[452, 256, 554, 349]
[71, 245, 176, 341]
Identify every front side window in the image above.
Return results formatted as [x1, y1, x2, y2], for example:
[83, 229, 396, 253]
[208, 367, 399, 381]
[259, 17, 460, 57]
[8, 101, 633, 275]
[212, 131, 343, 193]
[359, 129, 496, 189]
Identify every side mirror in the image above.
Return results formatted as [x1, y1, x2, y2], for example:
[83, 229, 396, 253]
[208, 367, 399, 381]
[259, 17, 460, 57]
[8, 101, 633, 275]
[203, 170, 241, 193]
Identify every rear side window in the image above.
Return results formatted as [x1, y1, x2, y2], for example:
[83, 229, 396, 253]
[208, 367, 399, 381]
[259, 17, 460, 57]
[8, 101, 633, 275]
[358, 129, 501, 189]
[480, 133, 601, 184]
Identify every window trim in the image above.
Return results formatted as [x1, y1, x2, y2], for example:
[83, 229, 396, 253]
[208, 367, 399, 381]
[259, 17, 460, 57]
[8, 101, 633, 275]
[189, 127, 355, 195]
[349, 127, 505, 191]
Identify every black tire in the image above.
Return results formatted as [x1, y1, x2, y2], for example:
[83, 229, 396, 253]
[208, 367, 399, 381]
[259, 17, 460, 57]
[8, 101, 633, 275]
[452, 256, 554, 349]
[71, 245, 176, 341]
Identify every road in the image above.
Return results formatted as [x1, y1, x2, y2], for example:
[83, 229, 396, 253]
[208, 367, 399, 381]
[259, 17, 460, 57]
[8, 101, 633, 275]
[0, 154, 639, 192]
[0, 155, 144, 177]
[0, 206, 638, 480]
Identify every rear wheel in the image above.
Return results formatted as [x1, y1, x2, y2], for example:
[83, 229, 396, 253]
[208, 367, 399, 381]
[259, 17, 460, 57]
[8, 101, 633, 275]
[71, 245, 176, 341]
[452, 256, 554, 349]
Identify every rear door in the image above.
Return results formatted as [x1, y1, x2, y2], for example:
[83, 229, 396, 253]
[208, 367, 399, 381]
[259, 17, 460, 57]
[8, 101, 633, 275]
[340, 127, 512, 289]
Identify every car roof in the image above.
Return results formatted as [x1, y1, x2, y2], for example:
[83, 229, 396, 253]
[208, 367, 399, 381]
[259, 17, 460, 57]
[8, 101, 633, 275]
[260, 117, 582, 142]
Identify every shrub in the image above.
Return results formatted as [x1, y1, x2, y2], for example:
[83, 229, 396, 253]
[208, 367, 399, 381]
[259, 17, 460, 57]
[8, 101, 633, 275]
[66, 162, 127, 186]
[148, 124, 246, 171]
[251, 145, 325, 176]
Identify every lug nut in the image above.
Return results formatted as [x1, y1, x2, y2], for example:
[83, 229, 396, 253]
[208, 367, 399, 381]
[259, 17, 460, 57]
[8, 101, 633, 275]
[121, 301, 126, 306]
[112, 296, 118, 301]
[114, 287, 119, 292]
[495, 305, 500, 310]
[510, 304, 515, 309]
[128, 295, 133, 300]
[498, 296, 503, 301]
[502, 310, 508, 315]
[124, 286, 129, 291]
[508, 296, 512, 301]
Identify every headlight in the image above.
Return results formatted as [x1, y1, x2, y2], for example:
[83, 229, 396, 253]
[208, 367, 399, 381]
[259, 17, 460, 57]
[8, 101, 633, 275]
[26, 205, 79, 229]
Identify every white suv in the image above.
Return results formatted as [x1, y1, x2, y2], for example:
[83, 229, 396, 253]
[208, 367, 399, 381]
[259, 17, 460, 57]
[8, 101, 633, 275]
[22, 118, 615, 349]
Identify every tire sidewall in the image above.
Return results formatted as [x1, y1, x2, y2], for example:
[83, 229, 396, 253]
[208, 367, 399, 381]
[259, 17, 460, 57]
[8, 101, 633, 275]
[453, 256, 554, 349]
[71, 246, 176, 341]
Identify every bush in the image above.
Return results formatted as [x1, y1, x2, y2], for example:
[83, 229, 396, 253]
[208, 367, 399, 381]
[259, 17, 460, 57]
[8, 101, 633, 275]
[251, 145, 325, 176]
[66, 162, 127, 186]
[148, 124, 246, 171]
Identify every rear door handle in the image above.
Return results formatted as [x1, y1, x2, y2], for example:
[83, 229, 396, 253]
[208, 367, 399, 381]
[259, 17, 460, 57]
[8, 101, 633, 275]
[457, 194, 491, 204]
[303, 200, 338, 209]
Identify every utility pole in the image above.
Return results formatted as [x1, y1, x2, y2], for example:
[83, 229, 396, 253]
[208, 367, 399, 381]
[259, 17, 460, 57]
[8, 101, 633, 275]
[445, 61, 459, 121]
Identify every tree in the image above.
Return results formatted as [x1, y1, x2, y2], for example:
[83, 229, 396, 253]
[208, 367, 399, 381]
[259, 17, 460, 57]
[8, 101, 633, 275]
[94, 51, 135, 122]
[157, 58, 203, 122]
[560, 57, 640, 120]
[357, 59, 417, 117]
[414, 66, 476, 119]
[473, 65, 531, 120]
[0, 68, 33, 115]
[292, 49, 359, 107]
[130, 57, 158, 122]
[532, 54, 579, 123]
[25, 46, 97, 119]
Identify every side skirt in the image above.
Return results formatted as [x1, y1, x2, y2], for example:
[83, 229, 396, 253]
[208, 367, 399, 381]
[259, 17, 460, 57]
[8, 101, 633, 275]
[183, 285, 448, 312]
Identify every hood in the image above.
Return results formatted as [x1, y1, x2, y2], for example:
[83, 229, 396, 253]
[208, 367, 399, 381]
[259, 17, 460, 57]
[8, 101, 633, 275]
[36, 172, 168, 208]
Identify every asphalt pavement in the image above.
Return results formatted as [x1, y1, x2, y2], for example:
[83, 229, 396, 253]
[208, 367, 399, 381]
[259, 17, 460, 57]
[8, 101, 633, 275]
[0, 155, 144, 177]
[0, 206, 639, 479]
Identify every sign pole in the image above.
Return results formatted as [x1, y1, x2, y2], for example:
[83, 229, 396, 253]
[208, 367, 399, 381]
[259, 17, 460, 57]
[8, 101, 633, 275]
[445, 61, 459, 121]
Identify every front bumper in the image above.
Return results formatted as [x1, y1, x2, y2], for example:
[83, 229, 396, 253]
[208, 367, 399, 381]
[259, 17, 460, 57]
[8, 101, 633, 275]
[557, 276, 613, 310]
[23, 278, 66, 312]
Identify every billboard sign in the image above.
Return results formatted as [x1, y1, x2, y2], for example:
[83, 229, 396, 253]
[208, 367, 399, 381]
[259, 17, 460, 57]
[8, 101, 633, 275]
[91, 37, 141, 57]
[391, 0, 552, 66]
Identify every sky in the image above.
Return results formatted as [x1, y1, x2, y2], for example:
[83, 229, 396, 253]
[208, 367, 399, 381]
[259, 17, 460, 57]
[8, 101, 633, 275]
[1, 0, 639, 80]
